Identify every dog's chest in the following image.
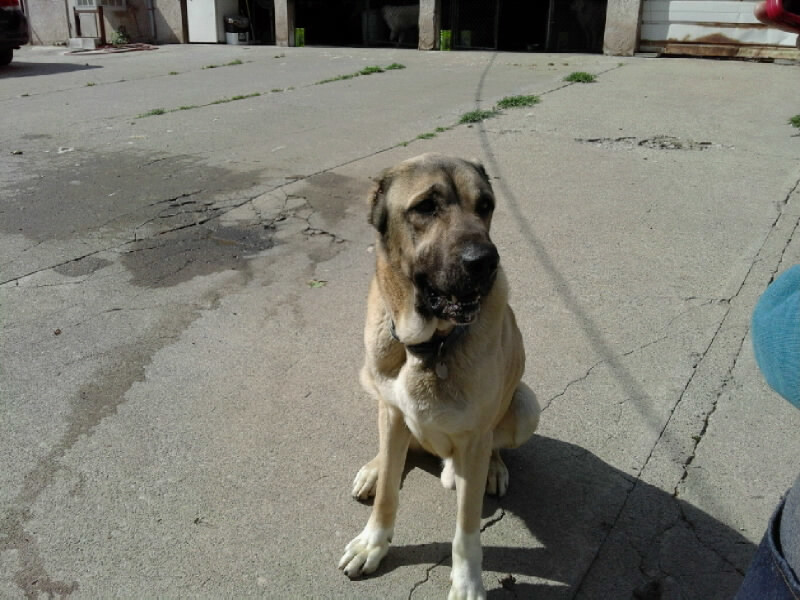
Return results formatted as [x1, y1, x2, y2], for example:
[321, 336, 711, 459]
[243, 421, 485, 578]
[378, 358, 481, 455]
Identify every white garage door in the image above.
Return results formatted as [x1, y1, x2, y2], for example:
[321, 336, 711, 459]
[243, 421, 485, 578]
[640, 0, 798, 56]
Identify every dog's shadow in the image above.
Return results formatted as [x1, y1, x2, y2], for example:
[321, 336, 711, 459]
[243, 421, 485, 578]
[368, 435, 754, 599]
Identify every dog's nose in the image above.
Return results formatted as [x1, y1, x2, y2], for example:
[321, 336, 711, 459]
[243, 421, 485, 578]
[461, 242, 499, 277]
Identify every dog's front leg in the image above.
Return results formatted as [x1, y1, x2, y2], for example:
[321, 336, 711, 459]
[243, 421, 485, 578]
[339, 399, 410, 578]
[448, 432, 492, 600]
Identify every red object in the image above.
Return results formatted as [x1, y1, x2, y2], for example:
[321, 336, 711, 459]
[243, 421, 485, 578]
[766, 0, 800, 27]
[0, 0, 20, 7]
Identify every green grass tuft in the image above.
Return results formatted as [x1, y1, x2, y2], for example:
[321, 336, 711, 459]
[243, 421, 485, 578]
[496, 95, 541, 109]
[790, 115, 800, 128]
[316, 64, 406, 85]
[230, 92, 261, 101]
[359, 65, 385, 75]
[564, 71, 596, 83]
[459, 109, 498, 124]
[417, 132, 436, 140]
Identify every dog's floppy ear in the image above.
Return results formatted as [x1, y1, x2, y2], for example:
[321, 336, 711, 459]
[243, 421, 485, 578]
[469, 159, 490, 185]
[368, 172, 392, 236]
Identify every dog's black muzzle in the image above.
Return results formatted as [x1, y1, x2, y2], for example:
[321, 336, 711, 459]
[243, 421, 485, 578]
[416, 241, 499, 325]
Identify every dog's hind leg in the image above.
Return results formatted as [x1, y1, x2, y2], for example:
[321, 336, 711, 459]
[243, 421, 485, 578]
[486, 450, 510, 497]
[485, 383, 540, 497]
[354, 437, 422, 499]
[352, 455, 380, 499]
[493, 382, 540, 450]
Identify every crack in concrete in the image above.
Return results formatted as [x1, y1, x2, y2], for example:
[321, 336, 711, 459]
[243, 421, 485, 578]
[407, 553, 450, 599]
[407, 507, 507, 598]
[573, 173, 800, 598]
[542, 331, 674, 413]
[542, 359, 605, 412]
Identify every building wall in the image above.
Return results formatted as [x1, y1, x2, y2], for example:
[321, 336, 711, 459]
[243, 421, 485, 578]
[24, 0, 72, 44]
[604, 0, 641, 55]
[24, 0, 185, 44]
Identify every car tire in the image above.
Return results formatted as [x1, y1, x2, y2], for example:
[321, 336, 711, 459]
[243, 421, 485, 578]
[0, 48, 13, 66]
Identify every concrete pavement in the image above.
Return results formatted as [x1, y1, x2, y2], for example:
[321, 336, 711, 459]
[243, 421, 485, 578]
[1, 44, 800, 599]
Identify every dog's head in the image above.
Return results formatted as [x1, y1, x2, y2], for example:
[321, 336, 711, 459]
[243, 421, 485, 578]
[370, 153, 499, 328]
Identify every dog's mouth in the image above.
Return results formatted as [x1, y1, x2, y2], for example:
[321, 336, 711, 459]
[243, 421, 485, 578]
[425, 289, 482, 324]
[418, 271, 496, 325]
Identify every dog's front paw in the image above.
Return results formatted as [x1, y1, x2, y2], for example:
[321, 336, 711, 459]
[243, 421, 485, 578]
[351, 460, 379, 499]
[449, 528, 485, 599]
[338, 525, 392, 578]
[447, 576, 486, 600]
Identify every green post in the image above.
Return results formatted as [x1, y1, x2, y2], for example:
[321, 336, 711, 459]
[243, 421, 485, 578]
[440, 29, 451, 50]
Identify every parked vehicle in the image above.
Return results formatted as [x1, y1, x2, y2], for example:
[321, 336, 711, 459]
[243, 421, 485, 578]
[0, 0, 29, 66]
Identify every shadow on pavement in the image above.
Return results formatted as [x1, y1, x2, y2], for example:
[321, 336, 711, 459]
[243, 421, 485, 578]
[1, 61, 102, 77]
[383, 436, 754, 599]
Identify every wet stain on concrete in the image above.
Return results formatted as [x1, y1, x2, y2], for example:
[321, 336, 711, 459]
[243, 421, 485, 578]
[121, 223, 275, 288]
[0, 150, 266, 243]
[289, 171, 371, 230]
[53, 256, 112, 278]
[1, 308, 200, 599]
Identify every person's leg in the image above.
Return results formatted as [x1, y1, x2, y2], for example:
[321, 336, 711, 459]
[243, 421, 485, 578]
[780, 473, 800, 579]
[735, 474, 800, 599]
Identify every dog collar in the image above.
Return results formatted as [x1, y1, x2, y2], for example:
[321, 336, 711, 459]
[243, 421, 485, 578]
[390, 321, 467, 379]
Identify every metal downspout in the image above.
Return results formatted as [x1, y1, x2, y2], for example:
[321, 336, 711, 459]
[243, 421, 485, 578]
[146, 0, 157, 41]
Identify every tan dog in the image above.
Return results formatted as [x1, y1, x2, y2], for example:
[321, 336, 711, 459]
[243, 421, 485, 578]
[338, 154, 540, 599]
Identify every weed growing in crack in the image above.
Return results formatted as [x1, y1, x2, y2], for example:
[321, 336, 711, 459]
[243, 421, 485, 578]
[138, 108, 166, 118]
[203, 59, 243, 70]
[315, 63, 406, 85]
[496, 94, 541, 109]
[136, 93, 260, 118]
[417, 132, 436, 140]
[565, 71, 596, 83]
[230, 92, 261, 101]
[459, 109, 498, 124]
[790, 115, 800, 128]
[359, 65, 385, 75]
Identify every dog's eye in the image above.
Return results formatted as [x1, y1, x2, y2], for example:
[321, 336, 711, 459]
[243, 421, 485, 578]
[411, 197, 438, 216]
[476, 196, 494, 216]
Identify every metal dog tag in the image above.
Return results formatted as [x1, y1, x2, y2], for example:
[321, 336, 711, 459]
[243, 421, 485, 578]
[435, 361, 448, 379]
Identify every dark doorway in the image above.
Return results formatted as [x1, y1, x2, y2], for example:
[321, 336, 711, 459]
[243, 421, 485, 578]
[442, 0, 606, 52]
[294, 0, 419, 47]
